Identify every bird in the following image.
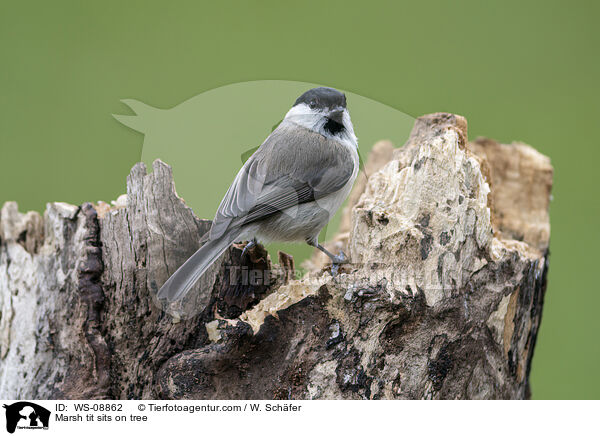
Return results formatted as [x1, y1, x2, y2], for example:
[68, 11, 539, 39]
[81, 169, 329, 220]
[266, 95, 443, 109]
[157, 87, 359, 303]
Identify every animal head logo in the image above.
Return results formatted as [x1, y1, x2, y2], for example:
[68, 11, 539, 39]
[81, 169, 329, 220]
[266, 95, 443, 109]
[3, 402, 50, 433]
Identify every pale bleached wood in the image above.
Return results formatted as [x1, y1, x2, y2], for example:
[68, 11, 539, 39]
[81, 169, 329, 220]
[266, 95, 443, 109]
[0, 113, 552, 399]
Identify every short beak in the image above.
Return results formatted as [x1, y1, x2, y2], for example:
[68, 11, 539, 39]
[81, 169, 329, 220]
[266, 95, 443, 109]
[328, 109, 344, 125]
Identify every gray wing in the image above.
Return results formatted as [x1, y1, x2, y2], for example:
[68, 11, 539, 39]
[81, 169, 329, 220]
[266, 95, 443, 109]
[209, 122, 355, 240]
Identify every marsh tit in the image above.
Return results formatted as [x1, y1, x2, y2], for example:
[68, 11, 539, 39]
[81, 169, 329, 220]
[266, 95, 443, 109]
[157, 87, 359, 303]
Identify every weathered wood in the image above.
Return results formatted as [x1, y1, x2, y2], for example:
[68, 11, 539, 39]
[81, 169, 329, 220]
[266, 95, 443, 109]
[0, 113, 552, 399]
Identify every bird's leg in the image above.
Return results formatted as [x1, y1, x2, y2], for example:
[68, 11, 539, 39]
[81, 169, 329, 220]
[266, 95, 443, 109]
[317, 244, 347, 265]
[241, 238, 258, 259]
[307, 238, 348, 276]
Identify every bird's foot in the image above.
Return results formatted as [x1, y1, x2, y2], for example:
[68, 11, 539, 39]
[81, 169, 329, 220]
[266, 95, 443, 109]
[241, 239, 257, 259]
[329, 250, 348, 277]
[331, 250, 347, 265]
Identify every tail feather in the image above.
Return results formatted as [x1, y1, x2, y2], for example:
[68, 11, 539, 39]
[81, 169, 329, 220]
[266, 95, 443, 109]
[157, 232, 238, 303]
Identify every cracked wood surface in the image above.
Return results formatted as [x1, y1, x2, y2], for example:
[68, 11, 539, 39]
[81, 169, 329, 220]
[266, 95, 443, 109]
[0, 113, 552, 399]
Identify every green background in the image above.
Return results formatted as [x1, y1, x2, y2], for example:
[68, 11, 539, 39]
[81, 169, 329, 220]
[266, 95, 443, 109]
[115, 80, 415, 264]
[1, 0, 598, 399]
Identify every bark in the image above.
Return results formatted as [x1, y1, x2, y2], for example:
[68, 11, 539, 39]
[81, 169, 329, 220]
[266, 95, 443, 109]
[0, 113, 552, 399]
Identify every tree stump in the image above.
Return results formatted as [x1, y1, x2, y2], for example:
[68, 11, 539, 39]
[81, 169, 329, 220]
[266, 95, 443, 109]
[0, 113, 552, 399]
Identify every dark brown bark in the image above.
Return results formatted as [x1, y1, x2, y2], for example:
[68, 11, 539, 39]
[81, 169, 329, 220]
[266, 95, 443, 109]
[0, 113, 552, 399]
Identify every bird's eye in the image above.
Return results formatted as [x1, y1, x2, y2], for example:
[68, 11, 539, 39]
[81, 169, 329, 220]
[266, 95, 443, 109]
[309, 101, 317, 109]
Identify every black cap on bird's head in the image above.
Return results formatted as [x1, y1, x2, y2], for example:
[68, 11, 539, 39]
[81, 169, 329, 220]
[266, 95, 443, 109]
[293, 87, 347, 111]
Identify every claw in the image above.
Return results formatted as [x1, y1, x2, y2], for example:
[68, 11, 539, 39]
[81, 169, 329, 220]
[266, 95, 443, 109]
[241, 239, 257, 259]
[312, 243, 349, 277]
[329, 250, 348, 277]
[331, 263, 340, 277]
[331, 250, 347, 265]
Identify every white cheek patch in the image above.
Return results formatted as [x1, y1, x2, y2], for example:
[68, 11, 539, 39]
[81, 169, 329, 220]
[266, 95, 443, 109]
[284, 103, 326, 131]
[340, 110, 357, 146]
[284, 104, 357, 148]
